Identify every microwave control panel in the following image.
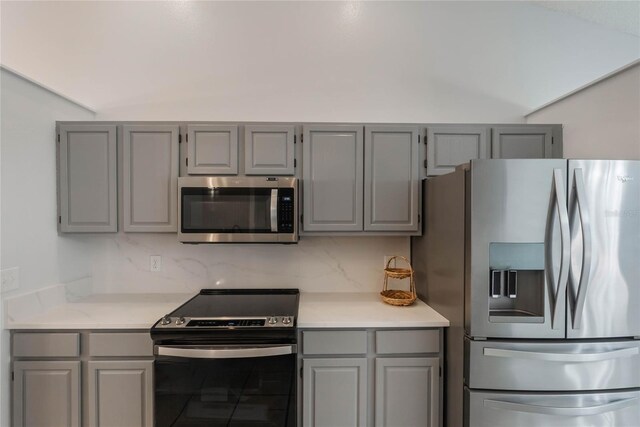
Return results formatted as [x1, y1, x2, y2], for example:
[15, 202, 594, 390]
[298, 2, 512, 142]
[278, 189, 295, 233]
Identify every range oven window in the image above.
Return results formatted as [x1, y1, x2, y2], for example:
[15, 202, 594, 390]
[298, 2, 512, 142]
[182, 187, 272, 233]
[155, 353, 295, 427]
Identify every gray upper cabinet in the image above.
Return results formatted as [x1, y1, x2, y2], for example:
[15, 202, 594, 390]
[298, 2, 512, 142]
[364, 126, 420, 232]
[122, 125, 179, 232]
[13, 361, 81, 427]
[244, 125, 295, 175]
[303, 125, 364, 232]
[491, 126, 553, 159]
[58, 124, 117, 232]
[88, 360, 153, 427]
[186, 124, 238, 175]
[375, 357, 440, 427]
[426, 125, 489, 176]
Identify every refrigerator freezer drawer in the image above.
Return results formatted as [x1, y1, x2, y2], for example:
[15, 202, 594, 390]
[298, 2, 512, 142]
[466, 389, 640, 427]
[466, 339, 640, 391]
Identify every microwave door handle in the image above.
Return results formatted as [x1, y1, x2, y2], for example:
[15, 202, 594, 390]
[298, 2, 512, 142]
[270, 189, 278, 232]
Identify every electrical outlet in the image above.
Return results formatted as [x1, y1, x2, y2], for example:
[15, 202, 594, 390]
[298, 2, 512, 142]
[384, 256, 396, 269]
[150, 255, 162, 272]
[1, 267, 20, 293]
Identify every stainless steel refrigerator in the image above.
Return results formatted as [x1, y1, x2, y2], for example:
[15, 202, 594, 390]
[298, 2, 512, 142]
[411, 159, 640, 427]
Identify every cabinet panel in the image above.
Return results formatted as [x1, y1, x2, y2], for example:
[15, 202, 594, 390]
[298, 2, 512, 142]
[122, 125, 179, 232]
[376, 329, 439, 354]
[87, 361, 153, 427]
[426, 125, 489, 176]
[13, 332, 80, 358]
[244, 125, 295, 175]
[186, 124, 238, 175]
[303, 358, 367, 427]
[364, 126, 420, 232]
[491, 126, 553, 159]
[303, 125, 364, 231]
[13, 361, 80, 427]
[302, 331, 367, 355]
[89, 332, 153, 357]
[58, 124, 117, 232]
[375, 357, 439, 427]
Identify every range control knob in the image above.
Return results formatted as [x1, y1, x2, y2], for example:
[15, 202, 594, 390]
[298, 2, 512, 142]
[267, 317, 278, 325]
[160, 316, 171, 326]
[282, 317, 292, 325]
[176, 317, 186, 325]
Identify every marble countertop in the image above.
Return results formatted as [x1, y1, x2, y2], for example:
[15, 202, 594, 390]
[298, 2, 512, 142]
[5, 292, 449, 330]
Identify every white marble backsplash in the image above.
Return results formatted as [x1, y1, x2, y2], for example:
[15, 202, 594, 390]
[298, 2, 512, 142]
[89, 234, 410, 294]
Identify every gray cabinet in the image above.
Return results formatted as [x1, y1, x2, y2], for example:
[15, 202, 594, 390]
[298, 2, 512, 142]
[303, 125, 364, 232]
[491, 126, 553, 159]
[186, 124, 238, 175]
[303, 358, 368, 427]
[244, 125, 295, 175]
[426, 125, 489, 176]
[13, 361, 81, 427]
[364, 126, 420, 232]
[375, 357, 440, 427]
[88, 360, 154, 427]
[122, 125, 179, 232]
[58, 124, 117, 232]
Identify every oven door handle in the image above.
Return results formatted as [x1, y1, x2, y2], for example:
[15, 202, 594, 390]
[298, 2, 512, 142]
[155, 344, 296, 359]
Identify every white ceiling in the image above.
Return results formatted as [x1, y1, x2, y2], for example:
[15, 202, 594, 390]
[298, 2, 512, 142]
[1, 1, 639, 120]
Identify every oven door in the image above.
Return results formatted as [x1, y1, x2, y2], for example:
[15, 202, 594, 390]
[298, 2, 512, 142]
[154, 344, 297, 427]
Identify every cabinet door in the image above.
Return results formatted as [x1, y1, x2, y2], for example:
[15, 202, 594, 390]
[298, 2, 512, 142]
[303, 125, 364, 231]
[244, 124, 295, 175]
[491, 126, 553, 159]
[87, 360, 153, 427]
[58, 124, 117, 232]
[122, 125, 179, 232]
[375, 357, 439, 427]
[426, 125, 489, 176]
[186, 124, 238, 175]
[364, 126, 420, 232]
[13, 361, 80, 427]
[303, 358, 367, 427]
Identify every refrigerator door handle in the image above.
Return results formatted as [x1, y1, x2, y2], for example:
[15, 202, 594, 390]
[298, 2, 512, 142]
[570, 168, 592, 329]
[483, 346, 639, 362]
[484, 397, 638, 417]
[545, 169, 570, 329]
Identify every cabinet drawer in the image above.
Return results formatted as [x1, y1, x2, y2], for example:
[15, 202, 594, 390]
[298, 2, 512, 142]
[303, 331, 367, 355]
[13, 333, 80, 358]
[89, 332, 153, 357]
[375, 330, 439, 354]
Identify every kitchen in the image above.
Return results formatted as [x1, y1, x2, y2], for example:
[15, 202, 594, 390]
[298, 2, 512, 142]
[1, 2, 639, 427]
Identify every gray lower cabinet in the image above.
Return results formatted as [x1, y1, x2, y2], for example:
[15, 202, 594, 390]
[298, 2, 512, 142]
[303, 125, 364, 232]
[12, 331, 154, 427]
[491, 126, 553, 159]
[244, 124, 296, 175]
[13, 360, 81, 427]
[122, 124, 179, 232]
[301, 329, 442, 427]
[88, 360, 154, 427]
[58, 124, 118, 232]
[186, 124, 239, 175]
[364, 126, 420, 232]
[426, 125, 489, 176]
[303, 358, 368, 427]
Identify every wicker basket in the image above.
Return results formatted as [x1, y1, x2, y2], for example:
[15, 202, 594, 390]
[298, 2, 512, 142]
[380, 256, 416, 306]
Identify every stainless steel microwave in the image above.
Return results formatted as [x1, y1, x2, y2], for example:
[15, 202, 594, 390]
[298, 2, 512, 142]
[178, 176, 298, 243]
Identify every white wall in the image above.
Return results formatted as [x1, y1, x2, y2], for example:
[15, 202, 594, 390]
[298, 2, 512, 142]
[527, 63, 640, 159]
[0, 68, 95, 427]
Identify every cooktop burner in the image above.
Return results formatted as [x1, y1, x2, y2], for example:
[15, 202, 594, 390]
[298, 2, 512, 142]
[152, 288, 300, 330]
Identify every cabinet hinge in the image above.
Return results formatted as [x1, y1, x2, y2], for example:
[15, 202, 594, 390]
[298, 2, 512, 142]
[186, 134, 189, 143]
[58, 216, 62, 224]
[551, 136, 554, 144]
[294, 159, 297, 168]
[439, 367, 442, 377]
[179, 134, 182, 144]
[423, 135, 427, 144]
[423, 159, 428, 169]
[301, 134, 303, 143]
[186, 158, 189, 167]
[57, 134, 60, 143]
[11, 371, 14, 381]
[294, 135, 296, 144]
[300, 214, 303, 223]
[418, 135, 421, 144]
[418, 214, 421, 223]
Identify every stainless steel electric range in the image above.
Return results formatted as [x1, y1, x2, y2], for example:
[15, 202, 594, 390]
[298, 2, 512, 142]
[151, 289, 300, 427]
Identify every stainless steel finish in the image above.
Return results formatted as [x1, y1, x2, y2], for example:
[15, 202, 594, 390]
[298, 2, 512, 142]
[466, 389, 640, 427]
[545, 168, 570, 330]
[468, 159, 567, 339]
[268, 317, 277, 325]
[282, 316, 292, 325]
[154, 316, 295, 328]
[568, 168, 592, 329]
[160, 316, 171, 325]
[177, 176, 298, 243]
[155, 344, 296, 359]
[176, 317, 185, 325]
[567, 160, 640, 339]
[270, 188, 278, 232]
[466, 339, 640, 391]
